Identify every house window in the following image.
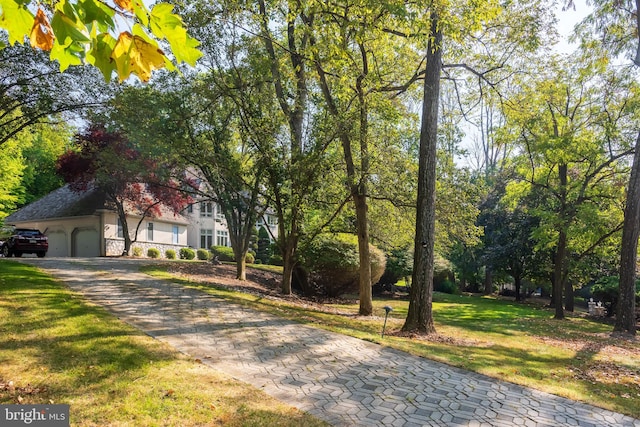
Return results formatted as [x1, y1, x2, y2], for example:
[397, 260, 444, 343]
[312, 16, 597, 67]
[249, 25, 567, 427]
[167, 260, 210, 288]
[117, 218, 124, 238]
[200, 229, 213, 249]
[215, 203, 225, 220]
[216, 230, 229, 247]
[172, 226, 179, 244]
[200, 202, 213, 217]
[187, 204, 193, 213]
[267, 215, 277, 226]
[147, 222, 154, 241]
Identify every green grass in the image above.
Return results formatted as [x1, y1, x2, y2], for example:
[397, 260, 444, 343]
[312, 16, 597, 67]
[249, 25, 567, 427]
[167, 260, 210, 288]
[0, 260, 328, 427]
[143, 264, 640, 419]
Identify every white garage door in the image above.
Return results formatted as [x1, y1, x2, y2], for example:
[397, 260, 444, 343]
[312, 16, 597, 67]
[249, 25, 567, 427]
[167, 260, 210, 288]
[73, 229, 100, 257]
[46, 230, 68, 257]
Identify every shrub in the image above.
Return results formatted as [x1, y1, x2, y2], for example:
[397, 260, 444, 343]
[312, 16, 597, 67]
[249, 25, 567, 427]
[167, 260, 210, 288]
[179, 247, 196, 260]
[295, 233, 386, 297]
[435, 279, 458, 295]
[377, 247, 413, 285]
[165, 249, 176, 260]
[256, 226, 273, 263]
[433, 255, 456, 292]
[132, 246, 143, 257]
[197, 248, 210, 261]
[245, 252, 255, 264]
[211, 245, 234, 262]
[147, 248, 161, 259]
[268, 254, 283, 266]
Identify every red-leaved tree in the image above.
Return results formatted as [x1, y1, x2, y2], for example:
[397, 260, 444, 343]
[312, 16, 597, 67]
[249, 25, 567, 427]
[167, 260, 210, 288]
[57, 123, 192, 255]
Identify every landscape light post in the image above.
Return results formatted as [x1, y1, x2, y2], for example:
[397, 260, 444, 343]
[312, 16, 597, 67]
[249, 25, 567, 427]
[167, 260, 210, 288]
[381, 306, 393, 337]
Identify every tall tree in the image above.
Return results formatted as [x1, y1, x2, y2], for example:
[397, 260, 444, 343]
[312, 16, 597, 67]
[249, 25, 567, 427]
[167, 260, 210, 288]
[573, 0, 640, 335]
[307, 0, 423, 315]
[503, 55, 634, 318]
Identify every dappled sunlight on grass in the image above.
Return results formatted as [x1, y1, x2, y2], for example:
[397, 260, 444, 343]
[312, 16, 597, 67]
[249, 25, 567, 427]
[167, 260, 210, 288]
[142, 264, 640, 419]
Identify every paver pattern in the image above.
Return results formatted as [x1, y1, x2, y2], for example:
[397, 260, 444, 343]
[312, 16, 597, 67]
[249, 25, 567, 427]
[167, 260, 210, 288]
[17, 258, 640, 427]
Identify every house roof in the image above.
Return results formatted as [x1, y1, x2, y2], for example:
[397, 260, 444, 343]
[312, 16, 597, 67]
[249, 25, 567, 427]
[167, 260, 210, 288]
[5, 184, 189, 225]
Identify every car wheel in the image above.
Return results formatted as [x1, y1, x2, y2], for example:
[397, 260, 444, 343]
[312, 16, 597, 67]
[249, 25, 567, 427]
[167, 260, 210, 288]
[37, 252, 46, 258]
[14, 251, 22, 257]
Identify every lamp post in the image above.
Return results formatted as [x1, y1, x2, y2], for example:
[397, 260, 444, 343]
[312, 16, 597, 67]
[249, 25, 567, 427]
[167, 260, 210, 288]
[381, 306, 393, 337]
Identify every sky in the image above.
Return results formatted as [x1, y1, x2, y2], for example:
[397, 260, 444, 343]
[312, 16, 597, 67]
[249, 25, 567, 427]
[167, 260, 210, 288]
[555, 0, 591, 53]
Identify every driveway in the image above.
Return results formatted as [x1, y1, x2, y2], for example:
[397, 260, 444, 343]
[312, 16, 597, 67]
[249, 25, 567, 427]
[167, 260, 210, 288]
[14, 257, 640, 427]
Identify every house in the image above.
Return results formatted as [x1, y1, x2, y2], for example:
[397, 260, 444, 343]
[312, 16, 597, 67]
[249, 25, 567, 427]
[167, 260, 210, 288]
[3, 185, 189, 257]
[3, 185, 279, 258]
[184, 200, 279, 253]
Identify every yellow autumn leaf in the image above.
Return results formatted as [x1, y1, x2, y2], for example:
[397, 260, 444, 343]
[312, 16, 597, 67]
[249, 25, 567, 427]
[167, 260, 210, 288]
[111, 31, 165, 82]
[30, 8, 54, 51]
[114, 0, 134, 12]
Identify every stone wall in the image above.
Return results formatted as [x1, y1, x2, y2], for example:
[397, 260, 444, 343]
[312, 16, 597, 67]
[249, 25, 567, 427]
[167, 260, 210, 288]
[105, 238, 187, 258]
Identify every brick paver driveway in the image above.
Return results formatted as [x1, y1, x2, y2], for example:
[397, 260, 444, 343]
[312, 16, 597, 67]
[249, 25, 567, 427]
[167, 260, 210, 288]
[15, 258, 640, 427]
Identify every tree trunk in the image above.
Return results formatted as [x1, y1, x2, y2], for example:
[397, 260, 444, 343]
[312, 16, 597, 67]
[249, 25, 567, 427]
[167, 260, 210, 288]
[402, 13, 441, 334]
[564, 277, 574, 312]
[281, 232, 297, 295]
[553, 229, 567, 319]
[354, 193, 373, 315]
[115, 200, 131, 256]
[615, 131, 640, 336]
[514, 274, 522, 302]
[233, 247, 247, 281]
[484, 268, 493, 295]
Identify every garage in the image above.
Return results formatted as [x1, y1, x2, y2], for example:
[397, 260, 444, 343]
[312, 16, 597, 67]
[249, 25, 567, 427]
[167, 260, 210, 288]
[72, 228, 100, 257]
[45, 230, 68, 257]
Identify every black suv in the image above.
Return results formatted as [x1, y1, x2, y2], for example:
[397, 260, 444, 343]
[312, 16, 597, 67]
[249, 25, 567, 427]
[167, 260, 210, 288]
[1, 229, 48, 258]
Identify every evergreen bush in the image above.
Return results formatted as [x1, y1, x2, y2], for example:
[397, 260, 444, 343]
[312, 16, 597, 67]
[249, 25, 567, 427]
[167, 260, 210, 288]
[165, 249, 176, 260]
[132, 246, 143, 257]
[147, 248, 160, 259]
[179, 247, 196, 260]
[197, 248, 210, 261]
[211, 246, 234, 261]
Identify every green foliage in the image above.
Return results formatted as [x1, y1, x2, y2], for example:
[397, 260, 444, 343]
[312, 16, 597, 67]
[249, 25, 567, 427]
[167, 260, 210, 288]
[211, 246, 234, 262]
[298, 234, 386, 297]
[0, 136, 26, 222]
[245, 252, 255, 264]
[256, 226, 272, 264]
[377, 247, 413, 285]
[132, 246, 143, 257]
[147, 247, 160, 259]
[0, 0, 202, 82]
[196, 248, 210, 261]
[268, 254, 284, 266]
[179, 247, 195, 260]
[165, 249, 176, 260]
[434, 279, 458, 295]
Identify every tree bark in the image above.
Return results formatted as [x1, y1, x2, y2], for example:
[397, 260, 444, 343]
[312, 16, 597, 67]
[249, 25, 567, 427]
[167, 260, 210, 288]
[564, 275, 574, 312]
[402, 12, 441, 334]
[514, 274, 522, 302]
[553, 229, 567, 319]
[484, 268, 493, 295]
[354, 193, 373, 315]
[615, 131, 640, 335]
